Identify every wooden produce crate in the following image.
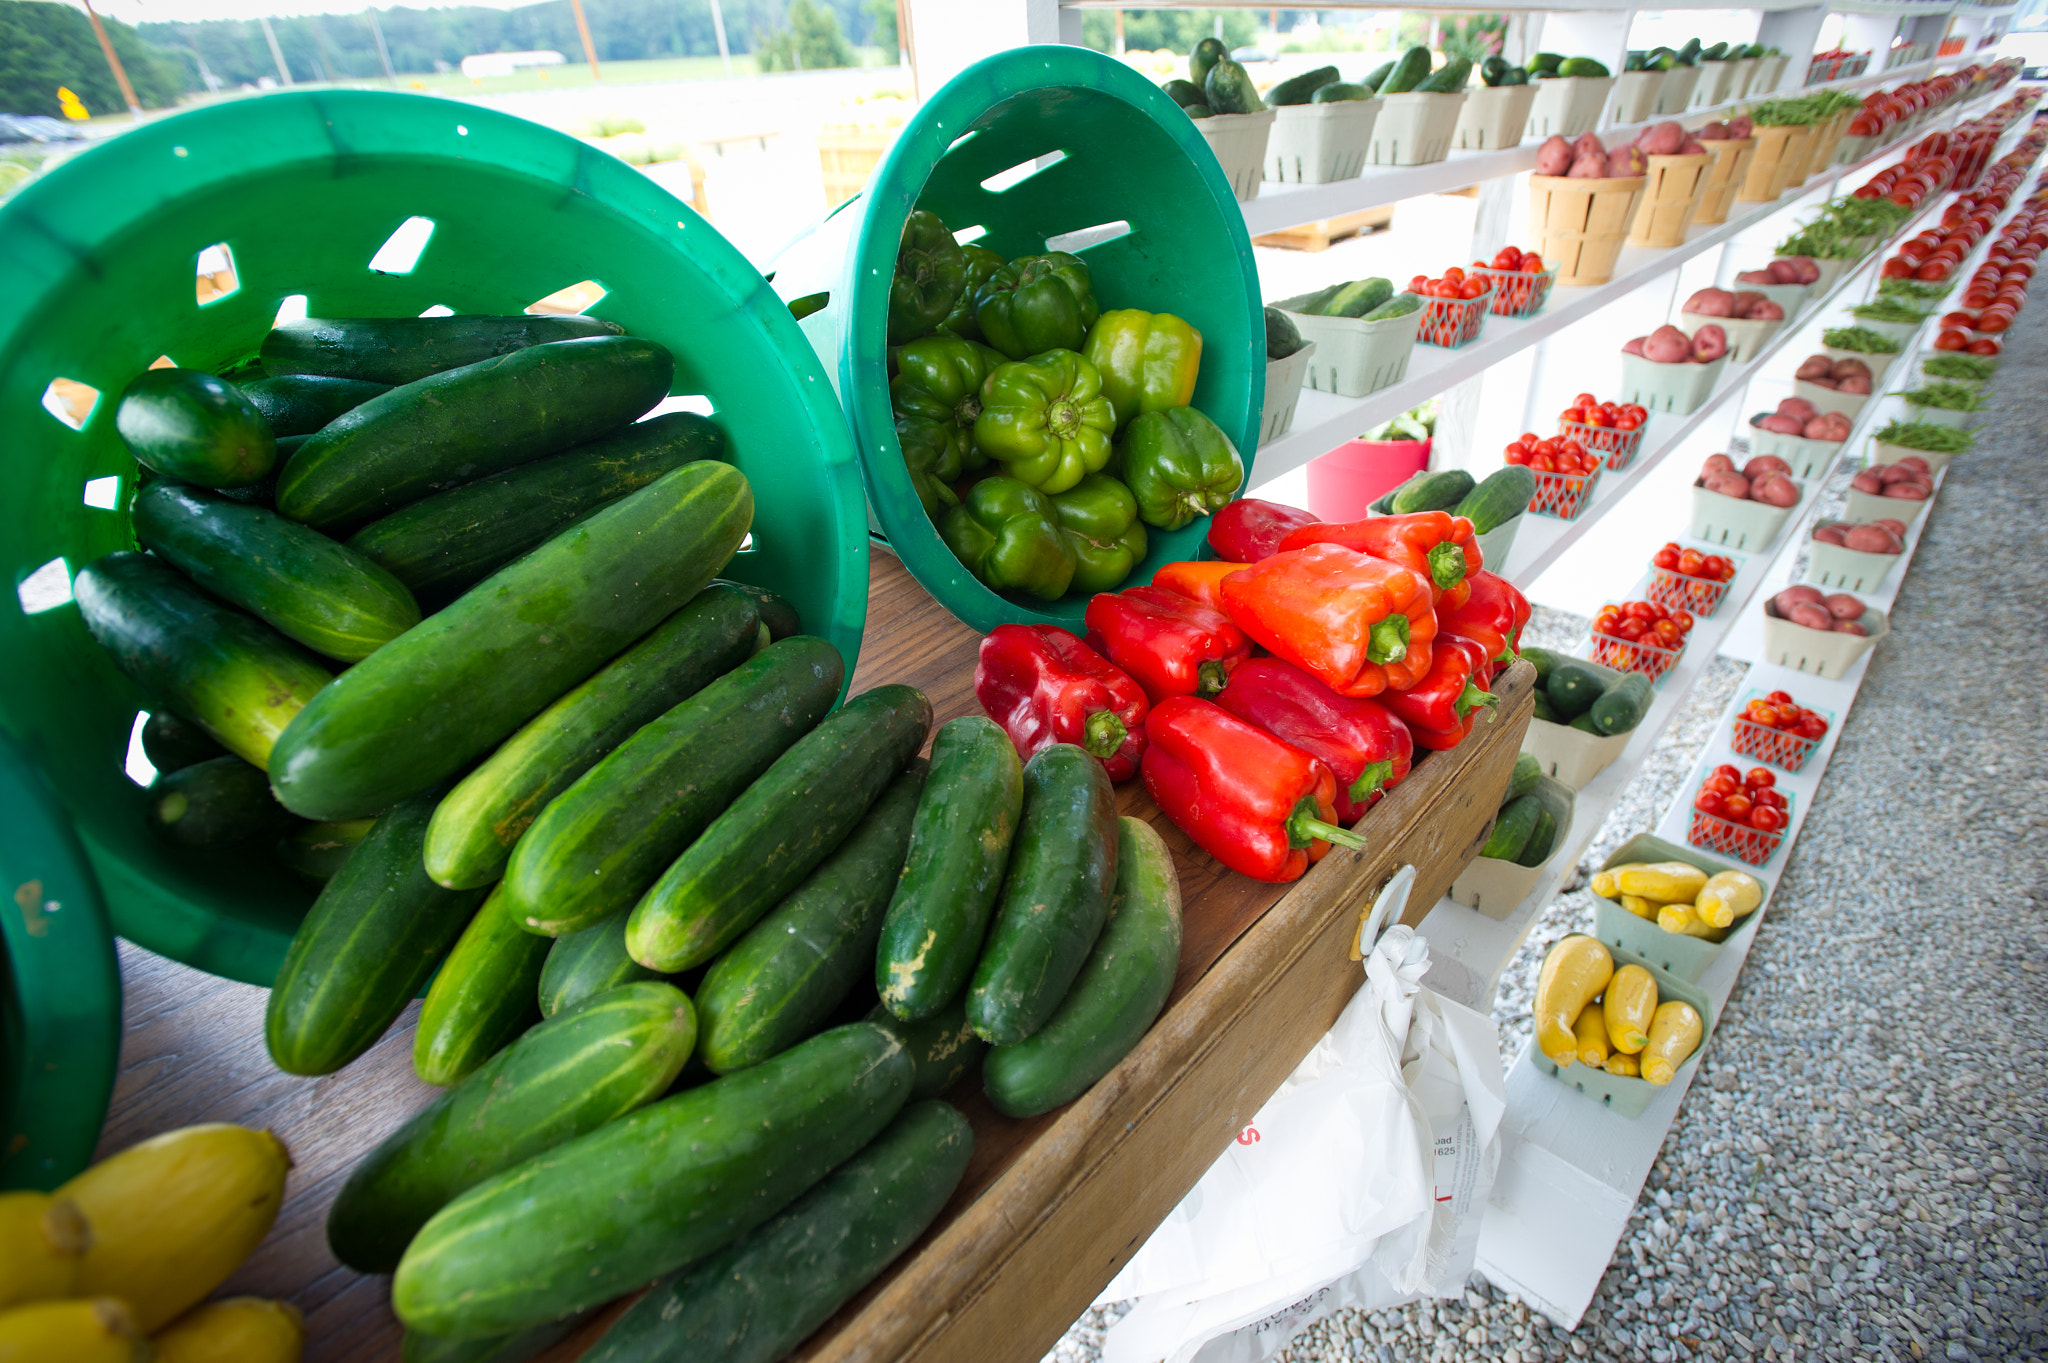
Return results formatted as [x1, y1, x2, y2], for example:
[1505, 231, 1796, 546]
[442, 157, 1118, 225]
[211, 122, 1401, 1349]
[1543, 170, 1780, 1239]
[819, 124, 897, 208]
[1254, 203, 1395, 251]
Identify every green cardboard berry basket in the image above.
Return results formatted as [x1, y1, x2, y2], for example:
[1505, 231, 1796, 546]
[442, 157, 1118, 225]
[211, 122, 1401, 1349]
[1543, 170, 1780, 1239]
[0, 91, 868, 985]
[1590, 832, 1770, 981]
[1528, 935, 1715, 1118]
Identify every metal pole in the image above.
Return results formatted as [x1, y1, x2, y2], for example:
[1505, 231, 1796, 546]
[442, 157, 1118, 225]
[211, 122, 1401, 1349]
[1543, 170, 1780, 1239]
[258, 14, 295, 85]
[365, 8, 397, 84]
[78, 0, 143, 116]
[569, 0, 603, 81]
[308, 16, 337, 82]
[709, 0, 732, 76]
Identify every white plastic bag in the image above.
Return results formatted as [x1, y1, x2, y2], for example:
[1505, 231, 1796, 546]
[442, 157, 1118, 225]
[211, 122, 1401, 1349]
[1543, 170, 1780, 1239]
[1101, 923, 1505, 1363]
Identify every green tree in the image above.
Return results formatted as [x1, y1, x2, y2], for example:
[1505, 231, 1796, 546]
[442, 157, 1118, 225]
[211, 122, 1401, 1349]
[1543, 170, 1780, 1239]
[1078, 10, 1255, 55]
[757, 0, 854, 71]
[1441, 15, 1506, 64]
[865, 0, 897, 55]
[0, 0, 183, 117]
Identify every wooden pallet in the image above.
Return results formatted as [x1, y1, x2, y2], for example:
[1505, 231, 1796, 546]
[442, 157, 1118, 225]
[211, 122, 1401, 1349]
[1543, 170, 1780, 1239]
[1254, 204, 1396, 252]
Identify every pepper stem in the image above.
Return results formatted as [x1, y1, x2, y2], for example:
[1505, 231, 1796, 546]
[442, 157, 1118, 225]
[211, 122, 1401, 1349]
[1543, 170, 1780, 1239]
[1428, 541, 1468, 590]
[1082, 709, 1129, 761]
[1196, 658, 1233, 697]
[1454, 680, 1499, 720]
[1287, 794, 1370, 851]
[1349, 758, 1395, 803]
[955, 394, 982, 428]
[1367, 614, 1411, 665]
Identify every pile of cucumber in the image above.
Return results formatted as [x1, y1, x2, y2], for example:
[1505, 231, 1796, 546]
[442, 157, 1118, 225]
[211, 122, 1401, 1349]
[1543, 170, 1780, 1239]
[1521, 648, 1653, 737]
[1162, 37, 1264, 118]
[1286, 276, 1420, 323]
[1528, 52, 1611, 80]
[1480, 753, 1576, 867]
[1368, 465, 1538, 539]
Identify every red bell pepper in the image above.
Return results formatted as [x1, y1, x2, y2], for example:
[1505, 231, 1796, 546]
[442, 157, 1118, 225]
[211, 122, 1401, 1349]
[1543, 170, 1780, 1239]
[1141, 696, 1366, 883]
[1436, 570, 1531, 679]
[1214, 657, 1415, 824]
[1207, 497, 1319, 563]
[1383, 636, 1496, 751]
[975, 624, 1149, 781]
[1219, 544, 1437, 699]
[1277, 511, 1483, 609]
[1084, 585, 1251, 704]
[1148, 559, 1244, 613]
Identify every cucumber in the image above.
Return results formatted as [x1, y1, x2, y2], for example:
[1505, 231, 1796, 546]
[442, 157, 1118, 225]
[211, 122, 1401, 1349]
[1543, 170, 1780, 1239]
[1481, 795, 1541, 861]
[876, 716, 1024, 1022]
[966, 744, 1118, 1047]
[1390, 469, 1475, 514]
[1189, 36, 1227, 87]
[423, 583, 763, 890]
[1570, 712, 1602, 734]
[1558, 56, 1610, 77]
[1161, 78, 1207, 108]
[984, 816, 1182, 1118]
[627, 685, 934, 973]
[1545, 657, 1625, 719]
[537, 913, 660, 1018]
[696, 764, 925, 1073]
[1264, 306, 1303, 361]
[265, 792, 490, 1076]
[867, 1001, 986, 1099]
[1202, 58, 1264, 115]
[1359, 60, 1396, 93]
[328, 980, 697, 1274]
[390, 1021, 913, 1338]
[1530, 51, 1564, 73]
[114, 368, 276, 488]
[275, 818, 374, 881]
[1454, 465, 1538, 534]
[1516, 775, 1576, 867]
[501, 636, 843, 937]
[1361, 291, 1422, 321]
[1327, 277, 1395, 318]
[1481, 55, 1508, 85]
[75, 552, 332, 769]
[1532, 691, 1559, 724]
[582, 1100, 972, 1363]
[268, 459, 753, 821]
[1378, 45, 1433, 94]
[145, 756, 297, 849]
[140, 709, 226, 773]
[276, 335, 674, 529]
[345, 413, 724, 606]
[1499, 67, 1529, 85]
[1415, 56, 1472, 93]
[261, 314, 624, 387]
[717, 579, 801, 640]
[1267, 65, 1339, 105]
[413, 886, 552, 1087]
[1521, 645, 1563, 683]
[1517, 808, 1558, 866]
[1589, 672, 1653, 736]
[132, 481, 421, 663]
[402, 1317, 589, 1363]
[1504, 750, 1543, 803]
[240, 375, 390, 436]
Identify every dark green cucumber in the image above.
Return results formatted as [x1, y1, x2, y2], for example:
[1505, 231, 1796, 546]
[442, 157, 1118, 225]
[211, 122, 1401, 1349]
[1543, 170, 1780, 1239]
[1522, 775, 1576, 867]
[1267, 64, 1339, 104]
[537, 913, 660, 1018]
[1454, 466, 1538, 534]
[268, 460, 752, 821]
[1378, 45, 1433, 94]
[1481, 795, 1541, 861]
[627, 685, 934, 972]
[501, 636, 843, 937]
[1389, 469, 1476, 514]
[276, 335, 674, 529]
[1517, 808, 1558, 867]
[413, 886, 552, 1087]
[265, 792, 490, 1076]
[716, 578, 802, 641]
[74, 552, 332, 769]
[114, 368, 276, 488]
[261, 314, 624, 386]
[390, 1021, 912, 1338]
[132, 481, 421, 663]
[145, 756, 298, 849]
[696, 764, 924, 1073]
[423, 584, 763, 890]
[241, 375, 390, 436]
[275, 818, 374, 881]
[1588, 672, 1653, 736]
[1521, 645, 1564, 683]
[1545, 657, 1624, 719]
[1504, 750, 1544, 803]
[1202, 57, 1264, 114]
[402, 1316, 589, 1363]
[1161, 77, 1207, 108]
[328, 980, 697, 1274]
[984, 816, 1182, 1117]
[875, 716, 1023, 1022]
[345, 413, 725, 606]
[1532, 692, 1559, 724]
[965, 744, 1118, 1047]
[867, 1001, 986, 1099]
[140, 709, 226, 774]
[583, 1100, 972, 1363]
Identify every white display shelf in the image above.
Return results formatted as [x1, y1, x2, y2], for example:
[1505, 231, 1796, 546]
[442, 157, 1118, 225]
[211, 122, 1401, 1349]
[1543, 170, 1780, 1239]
[1065, 0, 1958, 12]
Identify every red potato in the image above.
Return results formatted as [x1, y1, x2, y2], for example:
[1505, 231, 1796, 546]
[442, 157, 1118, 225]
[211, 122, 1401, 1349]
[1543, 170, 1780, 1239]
[1812, 524, 1850, 546]
[1757, 414, 1806, 435]
[1638, 121, 1686, 155]
[1535, 135, 1573, 176]
[1877, 463, 1918, 485]
[1836, 375, 1872, 394]
[1829, 357, 1871, 381]
[1881, 481, 1930, 500]
[1685, 287, 1737, 316]
[1804, 413, 1851, 440]
[1766, 259, 1804, 285]
[1705, 472, 1752, 498]
[1608, 145, 1648, 177]
[1569, 153, 1610, 178]
[1850, 469, 1886, 494]
[1777, 396, 1818, 421]
[1736, 269, 1777, 286]
[1572, 132, 1606, 162]
[1832, 619, 1869, 636]
[1794, 355, 1835, 381]
[1843, 523, 1903, 553]
[1895, 455, 1931, 472]
[1804, 375, 1839, 390]
[1788, 602, 1836, 630]
[1825, 593, 1865, 620]
[1744, 298, 1786, 321]
[1776, 585, 1825, 609]
[1679, 138, 1707, 155]
[1782, 257, 1821, 284]
[1691, 325, 1728, 362]
[1642, 325, 1694, 363]
[1725, 115, 1753, 138]
[1743, 454, 1792, 480]
[1874, 517, 1909, 537]
[1622, 335, 1648, 356]
[1732, 290, 1769, 315]
[1699, 120, 1729, 139]
[1702, 453, 1736, 475]
[1753, 475, 1800, 508]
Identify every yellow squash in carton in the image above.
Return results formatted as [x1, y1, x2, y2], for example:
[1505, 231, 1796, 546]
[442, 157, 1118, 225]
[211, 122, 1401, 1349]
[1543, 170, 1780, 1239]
[153, 1297, 305, 1363]
[1695, 869, 1764, 928]
[1589, 863, 1645, 898]
[1642, 1000, 1704, 1085]
[1615, 862, 1708, 902]
[0, 1298, 147, 1362]
[1535, 935, 1614, 1065]
[1603, 963, 1658, 1054]
[1619, 893, 1661, 920]
[1572, 1003, 1610, 1068]
[1604, 1051, 1640, 1077]
[1656, 902, 1724, 940]
[0, 1192, 91, 1309]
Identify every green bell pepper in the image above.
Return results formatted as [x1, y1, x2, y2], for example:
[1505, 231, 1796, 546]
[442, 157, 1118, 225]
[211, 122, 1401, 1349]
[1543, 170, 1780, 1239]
[940, 476, 1076, 601]
[972, 348, 1117, 495]
[896, 416, 960, 517]
[975, 252, 1099, 360]
[1050, 473, 1147, 595]
[937, 243, 1006, 341]
[891, 335, 1004, 478]
[1119, 407, 1245, 531]
[888, 209, 967, 344]
[1082, 308, 1204, 431]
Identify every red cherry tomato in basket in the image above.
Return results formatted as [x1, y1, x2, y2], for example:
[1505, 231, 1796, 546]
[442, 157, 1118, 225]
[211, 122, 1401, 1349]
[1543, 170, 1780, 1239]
[1752, 787, 1788, 810]
[1744, 767, 1776, 789]
[1722, 792, 1754, 821]
[1748, 804, 1786, 832]
[1694, 790, 1726, 816]
[1521, 253, 1544, 273]
[1713, 763, 1741, 782]
[1653, 545, 1680, 570]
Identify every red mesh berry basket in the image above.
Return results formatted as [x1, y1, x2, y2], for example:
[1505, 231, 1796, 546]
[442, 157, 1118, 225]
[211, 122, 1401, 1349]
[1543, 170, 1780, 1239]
[1688, 803, 1791, 865]
[1558, 417, 1646, 471]
[1528, 465, 1602, 519]
[1647, 566, 1733, 617]
[1589, 626, 1684, 680]
[1416, 286, 1494, 349]
[1473, 265, 1555, 318]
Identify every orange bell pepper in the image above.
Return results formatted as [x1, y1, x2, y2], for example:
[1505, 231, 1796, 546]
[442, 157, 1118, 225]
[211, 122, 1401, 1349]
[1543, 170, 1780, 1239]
[1277, 510, 1483, 609]
[1219, 543, 1437, 698]
[1148, 559, 1245, 613]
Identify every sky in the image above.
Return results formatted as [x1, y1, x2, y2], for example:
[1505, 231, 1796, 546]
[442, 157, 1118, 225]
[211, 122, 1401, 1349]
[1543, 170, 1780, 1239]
[90, 0, 556, 26]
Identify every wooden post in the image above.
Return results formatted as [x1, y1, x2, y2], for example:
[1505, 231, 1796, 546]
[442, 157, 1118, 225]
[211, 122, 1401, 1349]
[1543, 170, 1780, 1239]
[78, 0, 142, 117]
[708, 0, 733, 76]
[257, 15, 295, 86]
[569, 0, 603, 81]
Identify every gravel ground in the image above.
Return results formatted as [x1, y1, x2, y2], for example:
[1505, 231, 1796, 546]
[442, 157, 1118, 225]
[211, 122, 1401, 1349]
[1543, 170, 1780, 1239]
[1051, 301, 2048, 1363]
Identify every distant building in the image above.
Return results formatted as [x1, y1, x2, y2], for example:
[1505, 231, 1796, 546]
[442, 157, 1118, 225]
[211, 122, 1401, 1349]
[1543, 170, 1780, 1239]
[459, 51, 566, 79]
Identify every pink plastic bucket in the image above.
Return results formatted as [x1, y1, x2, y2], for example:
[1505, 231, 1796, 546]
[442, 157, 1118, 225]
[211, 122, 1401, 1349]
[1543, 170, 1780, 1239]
[1306, 438, 1431, 521]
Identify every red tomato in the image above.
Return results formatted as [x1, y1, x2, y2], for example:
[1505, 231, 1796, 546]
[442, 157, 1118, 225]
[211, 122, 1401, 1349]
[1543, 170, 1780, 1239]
[1521, 253, 1544, 272]
[1695, 790, 1726, 816]
[1713, 763, 1741, 782]
[1744, 767, 1776, 789]
[1623, 404, 1647, 422]
[1530, 453, 1556, 472]
[1616, 617, 1648, 640]
[1794, 713, 1829, 739]
[1748, 805, 1786, 832]
[1573, 392, 1596, 407]
[1915, 261, 1950, 280]
[1652, 619, 1683, 647]
[1460, 279, 1485, 300]
[1940, 311, 1980, 329]
[1968, 336, 2003, 355]
[1934, 328, 1969, 350]
[1493, 246, 1523, 269]
[1616, 414, 1641, 432]
[1444, 266, 1465, 284]
[1624, 600, 1656, 622]
[1722, 792, 1753, 821]
[1410, 275, 1431, 293]
[1504, 445, 1531, 466]
[1704, 772, 1740, 796]
[1653, 545, 1680, 570]
[1978, 311, 2013, 333]
[1752, 787, 1788, 810]
[1671, 609, 1693, 633]
[1677, 548, 1705, 576]
[1765, 690, 1793, 706]
[1704, 555, 1734, 580]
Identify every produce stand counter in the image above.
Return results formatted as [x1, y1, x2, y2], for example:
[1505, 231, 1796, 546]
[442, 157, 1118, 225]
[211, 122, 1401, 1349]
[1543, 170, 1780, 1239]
[94, 550, 1535, 1363]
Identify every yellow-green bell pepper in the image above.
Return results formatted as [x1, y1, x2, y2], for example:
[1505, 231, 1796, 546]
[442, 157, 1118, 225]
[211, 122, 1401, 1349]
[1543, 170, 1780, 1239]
[1083, 309, 1203, 430]
[972, 349, 1117, 495]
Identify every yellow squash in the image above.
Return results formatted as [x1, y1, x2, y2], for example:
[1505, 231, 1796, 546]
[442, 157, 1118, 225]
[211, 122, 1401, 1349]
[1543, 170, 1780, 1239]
[1615, 862, 1708, 902]
[152, 1297, 304, 1363]
[0, 1298, 146, 1363]
[1588, 863, 1645, 899]
[1602, 963, 1658, 1054]
[1572, 1003, 1610, 1068]
[1695, 869, 1764, 928]
[0, 1192, 91, 1309]
[1619, 893, 1661, 920]
[1604, 1051, 1640, 1077]
[60, 1124, 292, 1332]
[1656, 903, 1723, 940]
[1534, 935, 1613, 1066]
[1642, 1000, 1704, 1085]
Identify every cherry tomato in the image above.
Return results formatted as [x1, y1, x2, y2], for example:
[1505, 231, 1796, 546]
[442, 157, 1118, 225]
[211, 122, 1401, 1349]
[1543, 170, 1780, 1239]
[1520, 432, 1541, 448]
[1722, 792, 1754, 821]
[1671, 609, 1693, 634]
[1616, 617, 1648, 640]
[1794, 714, 1829, 739]
[1521, 253, 1544, 272]
[1616, 414, 1641, 432]
[1704, 555, 1734, 580]
[1934, 328, 1969, 350]
[1573, 392, 1596, 408]
[1765, 690, 1793, 706]
[1624, 404, 1647, 422]
[1968, 336, 2003, 355]
[1695, 790, 1726, 816]
[1530, 453, 1556, 472]
[1748, 804, 1786, 832]
[1504, 445, 1531, 466]
[1744, 767, 1776, 790]
[1677, 548, 1705, 577]
[1652, 618, 1683, 647]
[1624, 600, 1657, 622]
[1653, 546, 1680, 570]
[1444, 266, 1465, 284]
[1752, 787, 1788, 810]
[1704, 772, 1740, 796]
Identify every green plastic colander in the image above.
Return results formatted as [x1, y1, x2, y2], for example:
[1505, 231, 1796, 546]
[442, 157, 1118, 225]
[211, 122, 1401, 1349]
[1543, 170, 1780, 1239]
[0, 91, 869, 986]
[770, 45, 1265, 634]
